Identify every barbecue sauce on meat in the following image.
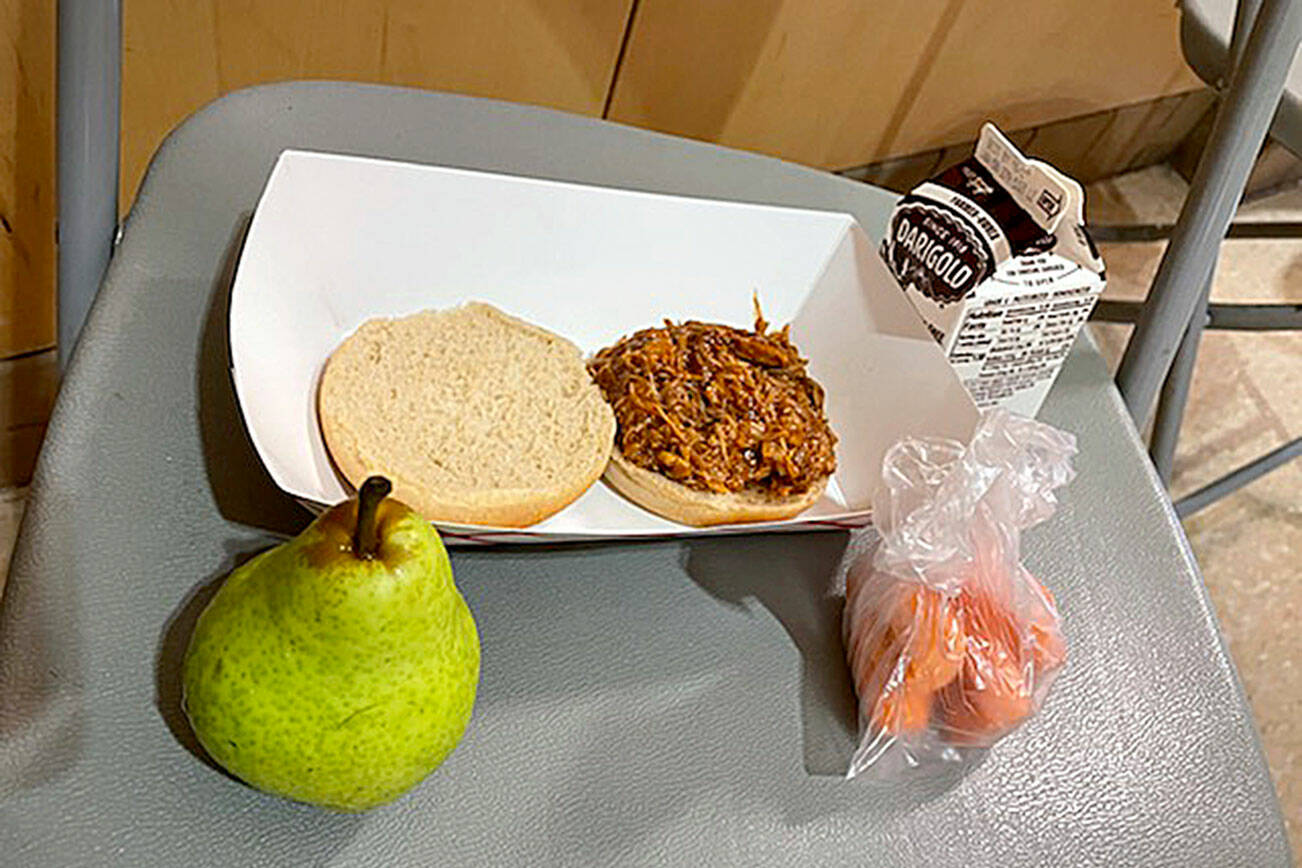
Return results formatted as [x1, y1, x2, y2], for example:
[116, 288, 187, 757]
[588, 308, 837, 497]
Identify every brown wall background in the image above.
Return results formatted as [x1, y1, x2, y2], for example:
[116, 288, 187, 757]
[0, 0, 1200, 484]
[1, 0, 55, 360]
[120, 0, 638, 207]
[608, 0, 1198, 169]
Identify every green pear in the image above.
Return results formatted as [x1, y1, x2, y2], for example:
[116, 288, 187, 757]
[181, 477, 480, 811]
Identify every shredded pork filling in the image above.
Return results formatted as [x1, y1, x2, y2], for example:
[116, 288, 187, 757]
[588, 312, 837, 497]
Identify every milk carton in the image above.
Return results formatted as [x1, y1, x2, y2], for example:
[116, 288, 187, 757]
[881, 123, 1106, 417]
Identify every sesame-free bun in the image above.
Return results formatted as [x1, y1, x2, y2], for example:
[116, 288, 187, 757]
[318, 302, 615, 528]
[604, 451, 828, 527]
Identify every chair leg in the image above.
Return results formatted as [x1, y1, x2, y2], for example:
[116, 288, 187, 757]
[1175, 435, 1302, 518]
[1092, 222, 1302, 242]
[1092, 299, 1302, 331]
[1149, 271, 1214, 485]
[1115, 0, 1302, 427]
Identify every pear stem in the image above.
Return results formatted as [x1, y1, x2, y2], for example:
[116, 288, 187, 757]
[353, 476, 392, 559]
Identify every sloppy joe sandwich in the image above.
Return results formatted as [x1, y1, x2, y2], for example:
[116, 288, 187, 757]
[588, 305, 837, 526]
[318, 302, 616, 528]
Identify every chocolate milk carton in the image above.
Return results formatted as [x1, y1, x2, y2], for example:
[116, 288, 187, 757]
[881, 123, 1105, 417]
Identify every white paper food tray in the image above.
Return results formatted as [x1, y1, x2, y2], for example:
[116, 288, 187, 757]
[230, 150, 979, 545]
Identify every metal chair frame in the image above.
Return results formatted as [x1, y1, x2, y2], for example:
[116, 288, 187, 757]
[1099, 0, 1302, 515]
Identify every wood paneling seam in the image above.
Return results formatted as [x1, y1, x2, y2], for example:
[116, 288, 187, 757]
[603, 0, 642, 119]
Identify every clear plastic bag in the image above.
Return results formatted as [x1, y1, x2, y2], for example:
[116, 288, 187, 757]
[844, 409, 1077, 779]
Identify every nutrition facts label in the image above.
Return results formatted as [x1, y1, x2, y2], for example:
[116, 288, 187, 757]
[949, 273, 1100, 410]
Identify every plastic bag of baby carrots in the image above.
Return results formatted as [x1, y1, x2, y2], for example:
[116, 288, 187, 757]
[843, 409, 1076, 779]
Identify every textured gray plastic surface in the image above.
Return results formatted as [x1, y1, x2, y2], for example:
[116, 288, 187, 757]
[0, 83, 1288, 866]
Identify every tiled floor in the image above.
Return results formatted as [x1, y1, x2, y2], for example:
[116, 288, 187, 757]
[1088, 165, 1301, 855]
[0, 163, 1296, 853]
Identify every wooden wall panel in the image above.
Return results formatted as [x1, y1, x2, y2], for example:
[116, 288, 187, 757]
[0, 0, 55, 357]
[0, 348, 56, 487]
[121, 0, 635, 206]
[608, 0, 1202, 170]
[843, 89, 1217, 196]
